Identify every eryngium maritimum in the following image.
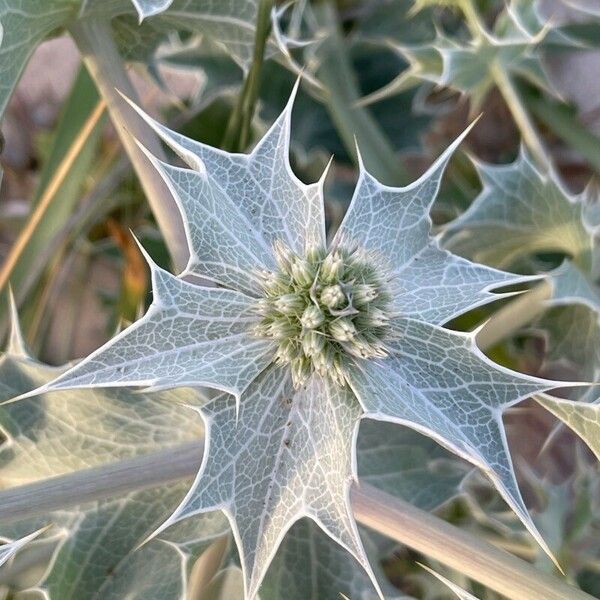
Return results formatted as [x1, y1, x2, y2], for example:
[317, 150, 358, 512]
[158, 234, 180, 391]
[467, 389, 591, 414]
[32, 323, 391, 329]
[18, 82, 578, 598]
[255, 242, 390, 387]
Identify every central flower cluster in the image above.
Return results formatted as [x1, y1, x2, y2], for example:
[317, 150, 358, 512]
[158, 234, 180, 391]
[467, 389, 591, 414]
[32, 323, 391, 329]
[254, 241, 391, 387]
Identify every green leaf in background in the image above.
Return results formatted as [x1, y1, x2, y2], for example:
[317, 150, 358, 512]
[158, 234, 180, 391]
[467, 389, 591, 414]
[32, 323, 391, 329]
[359, 0, 599, 113]
[262, 519, 405, 600]
[0, 304, 232, 599]
[443, 150, 596, 272]
[0, 0, 272, 122]
[443, 146, 600, 464]
[536, 395, 600, 461]
[0, 0, 78, 119]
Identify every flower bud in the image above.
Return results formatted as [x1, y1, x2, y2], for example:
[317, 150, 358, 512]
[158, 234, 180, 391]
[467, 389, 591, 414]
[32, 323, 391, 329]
[320, 251, 344, 283]
[352, 284, 378, 306]
[365, 307, 389, 327]
[291, 357, 312, 387]
[302, 330, 325, 357]
[274, 293, 304, 315]
[300, 305, 324, 329]
[254, 298, 271, 315]
[275, 339, 301, 364]
[305, 244, 325, 264]
[267, 321, 298, 340]
[332, 353, 347, 386]
[261, 271, 290, 296]
[273, 240, 296, 272]
[329, 318, 357, 342]
[320, 285, 346, 309]
[291, 258, 315, 287]
[313, 345, 334, 375]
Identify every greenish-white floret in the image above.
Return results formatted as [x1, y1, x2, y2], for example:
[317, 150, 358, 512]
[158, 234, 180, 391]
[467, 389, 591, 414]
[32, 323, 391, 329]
[254, 241, 392, 387]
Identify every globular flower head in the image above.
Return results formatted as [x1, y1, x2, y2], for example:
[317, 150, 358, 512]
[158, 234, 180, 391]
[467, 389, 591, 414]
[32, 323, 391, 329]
[254, 243, 391, 387]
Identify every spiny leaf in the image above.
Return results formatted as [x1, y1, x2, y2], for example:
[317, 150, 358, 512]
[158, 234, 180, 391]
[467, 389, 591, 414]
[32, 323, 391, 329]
[262, 519, 405, 600]
[89, 513, 230, 599]
[444, 150, 596, 273]
[443, 147, 600, 463]
[152, 367, 380, 599]
[18, 255, 275, 399]
[346, 317, 577, 561]
[17, 88, 582, 595]
[334, 129, 540, 325]
[419, 563, 480, 600]
[262, 420, 468, 600]
[358, 0, 594, 112]
[0, 0, 270, 122]
[125, 82, 327, 257]
[537, 396, 600, 461]
[130, 0, 172, 21]
[0, 527, 48, 568]
[0, 316, 231, 599]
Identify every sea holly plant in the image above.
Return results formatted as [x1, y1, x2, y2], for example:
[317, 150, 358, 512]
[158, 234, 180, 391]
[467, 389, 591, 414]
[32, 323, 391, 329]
[9, 81, 590, 598]
[0, 0, 273, 118]
[358, 0, 600, 167]
[0, 294, 470, 599]
[443, 148, 600, 462]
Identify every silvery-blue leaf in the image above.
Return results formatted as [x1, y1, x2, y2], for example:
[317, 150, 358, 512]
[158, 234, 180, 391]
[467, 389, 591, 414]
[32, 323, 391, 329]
[536, 395, 600, 461]
[131, 0, 172, 21]
[347, 317, 578, 561]
[419, 564, 480, 600]
[16, 254, 274, 400]
[444, 150, 596, 273]
[0, 314, 229, 599]
[334, 127, 536, 324]
[261, 519, 405, 600]
[0, 527, 47, 568]
[15, 88, 584, 594]
[151, 366, 380, 599]
[124, 82, 326, 257]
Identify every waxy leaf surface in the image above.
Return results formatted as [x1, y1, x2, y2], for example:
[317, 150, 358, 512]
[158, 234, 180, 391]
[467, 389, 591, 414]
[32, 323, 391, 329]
[0, 313, 229, 600]
[18, 87, 581, 595]
[0, 0, 266, 121]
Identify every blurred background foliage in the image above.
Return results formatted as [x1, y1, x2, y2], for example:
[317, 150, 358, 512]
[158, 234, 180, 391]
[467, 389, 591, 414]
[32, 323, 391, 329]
[0, 0, 599, 597]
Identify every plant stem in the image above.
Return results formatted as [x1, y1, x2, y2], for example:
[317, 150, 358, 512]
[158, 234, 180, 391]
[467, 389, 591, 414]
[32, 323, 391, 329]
[457, 0, 486, 39]
[222, 0, 274, 151]
[0, 101, 106, 294]
[476, 280, 552, 351]
[313, 3, 408, 186]
[457, 0, 549, 169]
[69, 19, 189, 272]
[490, 62, 549, 169]
[0, 442, 591, 600]
[352, 483, 589, 600]
[527, 94, 600, 173]
[0, 442, 201, 523]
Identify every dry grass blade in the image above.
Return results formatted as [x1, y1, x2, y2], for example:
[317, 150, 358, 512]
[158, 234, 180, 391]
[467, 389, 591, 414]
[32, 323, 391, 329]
[0, 100, 106, 293]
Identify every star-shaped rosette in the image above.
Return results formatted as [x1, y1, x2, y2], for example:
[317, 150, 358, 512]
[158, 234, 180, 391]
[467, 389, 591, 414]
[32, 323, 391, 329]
[13, 81, 580, 597]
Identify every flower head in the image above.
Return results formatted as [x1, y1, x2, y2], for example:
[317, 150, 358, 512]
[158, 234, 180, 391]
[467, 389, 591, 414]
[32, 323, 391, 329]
[255, 243, 391, 387]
